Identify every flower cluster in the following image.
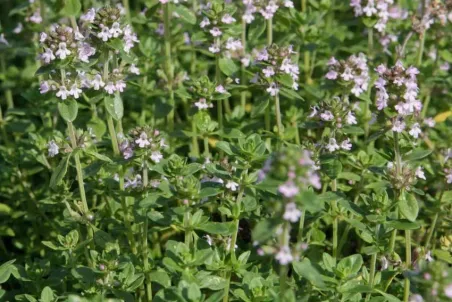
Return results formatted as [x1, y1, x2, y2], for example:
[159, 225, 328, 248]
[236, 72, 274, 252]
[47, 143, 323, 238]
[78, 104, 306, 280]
[374, 61, 424, 137]
[254, 44, 299, 95]
[308, 97, 359, 152]
[187, 76, 229, 110]
[120, 126, 168, 163]
[386, 161, 426, 190]
[38, 7, 139, 100]
[242, 0, 294, 23]
[350, 0, 407, 32]
[325, 53, 370, 97]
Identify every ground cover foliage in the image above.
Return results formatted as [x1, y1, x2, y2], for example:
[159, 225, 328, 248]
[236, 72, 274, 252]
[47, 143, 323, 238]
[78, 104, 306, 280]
[0, 0, 452, 301]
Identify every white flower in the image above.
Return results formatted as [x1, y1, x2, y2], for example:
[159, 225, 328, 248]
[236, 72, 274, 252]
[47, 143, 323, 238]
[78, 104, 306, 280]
[194, 98, 210, 110]
[56, 86, 69, 100]
[408, 294, 424, 302]
[341, 138, 352, 151]
[415, 167, 426, 180]
[41, 48, 55, 64]
[275, 246, 293, 265]
[325, 70, 338, 79]
[47, 140, 59, 157]
[262, 66, 275, 78]
[283, 202, 302, 222]
[445, 283, 452, 298]
[225, 38, 242, 51]
[39, 32, 47, 43]
[200, 17, 210, 28]
[208, 44, 220, 54]
[135, 132, 150, 148]
[80, 8, 96, 23]
[278, 182, 299, 198]
[151, 151, 163, 163]
[408, 123, 422, 138]
[98, 26, 112, 41]
[55, 42, 71, 60]
[215, 85, 227, 94]
[39, 81, 50, 94]
[129, 64, 140, 75]
[204, 235, 213, 246]
[326, 138, 340, 152]
[109, 22, 123, 37]
[225, 180, 239, 191]
[13, 23, 23, 34]
[115, 80, 126, 92]
[424, 118, 435, 128]
[425, 250, 434, 262]
[380, 256, 389, 270]
[320, 111, 334, 121]
[104, 82, 116, 94]
[221, 14, 236, 24]
[266, 83, 279, 96]
[210, 27, 222, 37]
[77, 42, 96, 62]
[92, 74, 105, 90]
[69, 84, 82, 99]
[392, 120, 406, 133]
[346, 111, 357, 124]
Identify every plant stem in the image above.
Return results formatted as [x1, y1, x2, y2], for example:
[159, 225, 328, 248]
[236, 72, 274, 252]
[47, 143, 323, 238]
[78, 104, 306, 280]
[122, 0, 131, 23]
[142, 167, 152, 302]
[297, 210, 305, 243]
[240, 18, 247, 112]
[265, 18, 273, 146]
[67, 122, 89, 214]
[301, 0, 307, 11]
[279, 221, 290, 295]
[365, 224, 380, 301]
[184, 207, 191, 248]
[191, 119, 200, 158]
[203, 136, 210, 158]
[119, 173, 138, 254]
[331, 179, 338, 261]
[223, 186, 245, 302]
[274, 94, 283, 137]
[107, 116, 120, 155]
[421, 92, 430, 119]
[416, 31, 425, 66]
[367, 28, 373, 59]
[163, 3, 175, 131]
[404, 230, 411, 302]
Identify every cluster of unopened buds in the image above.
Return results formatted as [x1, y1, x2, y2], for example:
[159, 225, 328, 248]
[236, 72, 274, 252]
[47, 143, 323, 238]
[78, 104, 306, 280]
[38, 7, 139, 100]
[387, 161, 426, 190]
[254, 44, 299, 95]
[120, 127, 168, 163]
[350, 0, 407, 32]
[374, 61, 425, 138]
[187, 76, 228, 110]
[242, 0, 294, 22]
[412, 0, 452, 33]
[25, 0, 43, 24]
[325, 53, 370, 97]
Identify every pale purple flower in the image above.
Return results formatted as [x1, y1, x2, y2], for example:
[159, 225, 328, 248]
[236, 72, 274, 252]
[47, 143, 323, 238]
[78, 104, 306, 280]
[226, 180, 239, 191]
[115, 80, 126, 92]
[98, 26, 112, 41]
[109, 22, 123, 37]
[341, 138, 352, 151]
[266, 83, 279, 96]
[194, 98, 211, 110]
[104, 82, 116, 94]
[346, 111, 357, 124]
[77, 43, 96, 62]
[392, 119, 406, 133]
[275, 245, 293, 265]
[210, 27, 222, 37]
[320, 111, 334, 121]
[92, 74, 105, 90]
[13, 23, 23, 34]
[278, 181, 299, 198]
[41, 48, 55, 64]
[80, 8, 96, 23]
[215, 85, 227, 94]
[325, 70, 338, 79]
[409, 123, 422, 138]
[47, 140, 59, 157]
[69, 84, 82, 99]
[55, 42, 71, 60]
[151, 151, 163, 163]
[135, 132, 150, 148]
[415, 167, 426, 180]
[200, 17, 210, 28]
[262, 66, 275, 78]
[424, 118, 435, 128]
[39, 81, 50, 94]
[39, 32, 47, 43]
[326, 138, 340, 152]
[129, 64, 140, 75]
[445, 283, 452, 298]
[208, 43, 220, 54]
[56, 85, 69, 100]
[283, 202, 302, 222]
[221, 14, 236, 24]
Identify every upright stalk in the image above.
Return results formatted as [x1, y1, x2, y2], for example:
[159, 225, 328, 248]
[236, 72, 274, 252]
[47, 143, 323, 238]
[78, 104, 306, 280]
[142, 167, 152, 302]
[119, 173, 138, 254]
[67, 122, 89, 214]
[275, 93, 282, 137]
[240, 19, 247, 112]
[1, 57, 14, 108]
[416, 31, 426, 66]
[389, 132, 402, 262]
[215, 38, 223, 131]
[331, 179, 338, 260]
[163, 3, 175, 131]
[365, 224, 380, 301]
[367, 28, 373, 59]
[191, 120, 200, 158]
[279, 221, 290, 295]
[265, 18, 273, 145]
[223, 186, 245, 302]
[404, 229, 411, 302]
[122, 0, 131, 23]
[184, 207, 192, 248]
[424, 188, 444, 250]
[297, 210, 305, 243]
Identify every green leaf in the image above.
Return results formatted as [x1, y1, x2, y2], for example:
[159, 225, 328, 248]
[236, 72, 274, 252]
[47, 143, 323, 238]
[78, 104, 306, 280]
[336, 254, 363, 279]
[42, 241, 60, 250]
[215, 141, 234, 155]
[296, 190, 323, 213]
[322, 253, 336, 272]
[174, 6, 196, 24]
[398, 192, 418, 222]
[58, 99, 78, 122]
[219, 58, 239, 76]
[0, 260, 16, 284]
[50, 155, 71, 189]
[385, 220, 420, 230]
[320, 154, 342, 179]
[199, 187, 223, 198]
[40, 287, 54, 302]
[85, 150, 113, 163]
[248, 18, 266, 41]
[342, 126, 365, 135]
[0, 204, 12, 215]
[61, 0, 81, 16]
[149, 271, 171, 288]
[104, 94, 124, 121]
[250, 98, 269, 118]
[292, 258, 325, 288]
[404, 149, 432, 161]
[252, 219, 278, 242]
[439, 49, 452, 63]
[195, 222, 235, 235]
